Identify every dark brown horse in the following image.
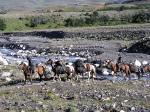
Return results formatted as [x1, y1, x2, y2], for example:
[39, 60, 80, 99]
[34, 64, 46, 81]
[18, 62, 32, 84]
[74, 59, 96, 81]
[46, 59, 75, 81]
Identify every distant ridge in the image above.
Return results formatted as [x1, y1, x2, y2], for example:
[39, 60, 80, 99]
[122, 0, 150, 3]
[0, 0, 110, 10]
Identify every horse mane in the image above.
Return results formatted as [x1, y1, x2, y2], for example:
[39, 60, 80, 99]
[74, 59, 84, 67]
[55, 61, 63, 66]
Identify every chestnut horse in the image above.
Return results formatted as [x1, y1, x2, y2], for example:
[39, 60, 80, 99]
[18, 62, 32, 84]
[34, 64, 46, 81]
[74, 59, 96, 81]
[104, 59, 141, 80]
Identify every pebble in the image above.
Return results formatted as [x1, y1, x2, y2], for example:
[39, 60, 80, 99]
[131, 107, 135, 111]
[37, 101, 43, 105]
[21, 110, 25, 112]
[123, 100, 128, 103]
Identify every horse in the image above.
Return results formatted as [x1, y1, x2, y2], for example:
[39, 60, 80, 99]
[18, 62, 32, 84]
[73, 59, 96, 81]
[46, 59, 75, 81]
[34, 63, 46, 81]
[103, 59, 142, 81]
[26, 56, 34, 74]
[103, 59, 131, 80]
[65, 63, 75, 81]
[141, 64, 150, 76]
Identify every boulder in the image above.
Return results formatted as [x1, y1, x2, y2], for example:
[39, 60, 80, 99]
[127, 37, 150, 55]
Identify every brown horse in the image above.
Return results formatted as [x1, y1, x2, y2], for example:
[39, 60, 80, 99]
[34, 64, 46, 81]
[18, 62, 32, 84]
[143, 65, 150, 72]
[104, 59, 141, 80]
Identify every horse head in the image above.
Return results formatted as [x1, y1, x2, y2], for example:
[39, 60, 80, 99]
[46, 59, 53, 65]
[18, 62, 27, 71]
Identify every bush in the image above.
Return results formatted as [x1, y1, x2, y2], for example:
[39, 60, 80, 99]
[131, 11, 150, 23]
[0, 18, 6, 31]
[65, 17, 86, 27]
[64, 10, 150, 27]
[26, 16, 49, 27]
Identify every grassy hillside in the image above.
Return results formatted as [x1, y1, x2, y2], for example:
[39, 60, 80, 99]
[0, 1, 150, 32]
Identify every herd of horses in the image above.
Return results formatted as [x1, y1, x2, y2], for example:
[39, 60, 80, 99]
[18, 57, 150, 84]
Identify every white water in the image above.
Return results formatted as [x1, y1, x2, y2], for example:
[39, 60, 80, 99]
[0, 48, 86, 65]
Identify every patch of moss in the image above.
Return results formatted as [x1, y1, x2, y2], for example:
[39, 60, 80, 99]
[0, 91, 10, 96]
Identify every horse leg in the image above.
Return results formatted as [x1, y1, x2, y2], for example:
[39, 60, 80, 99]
[112, 71, 116, 82]
[24, 75, 27, 85]
[87, 72, 90, 82]
[76, 74, 79, 81]
[30, 74, 32, 84]
[24, 78, 26, 85]
[136, 72, 140, 80]
[39, 75, 42, 82]
[58, 75, 61, 81]
[53, 73, 56, 81]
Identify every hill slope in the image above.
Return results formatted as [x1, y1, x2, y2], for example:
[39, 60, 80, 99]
[0, 0, 110, 10]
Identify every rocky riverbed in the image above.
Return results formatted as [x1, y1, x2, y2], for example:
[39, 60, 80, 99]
[0, 28, 150, 112]
[0, 79, 150, 112]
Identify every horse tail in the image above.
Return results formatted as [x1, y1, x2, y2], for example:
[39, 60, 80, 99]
[127, 65, 131, 76]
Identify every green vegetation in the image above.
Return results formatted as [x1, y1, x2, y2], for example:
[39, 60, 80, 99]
[65, 10, 150, 27]
[0, 3, 150, 32]
[97, 3, 150, 11]
[0, 91, 10, 96]
[46, 91, 59, 101]
[0, 18, 6, 31]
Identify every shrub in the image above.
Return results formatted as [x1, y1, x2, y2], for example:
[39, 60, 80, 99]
[0, 18, 6, 31]
[131, 11, 150, 23]
[65, 17, 86, 27]
[26, 16, 49, 27]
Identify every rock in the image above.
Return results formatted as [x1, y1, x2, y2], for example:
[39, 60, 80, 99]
[42, 105, 48, 109]
[5, 77, 12, 82]
[37, 101, 43, 105]
[1, 72, 13, 77]
[21, 110, 25, 112]
[127, 38, 150, 55]
[102, 97, 110, 101]
[120, 110, 125, 112]
[0, 56, 8, 65]
[123, 100, 128, 103]
[131, 107, 136, 111]
[112, 102, 117, 108]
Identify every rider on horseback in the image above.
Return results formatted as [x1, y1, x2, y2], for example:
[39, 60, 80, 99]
[26, 56, 34, 74]
[117, 54, 122, 72]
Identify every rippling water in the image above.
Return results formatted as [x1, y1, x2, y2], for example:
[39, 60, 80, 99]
[0, 48, 86, 65]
